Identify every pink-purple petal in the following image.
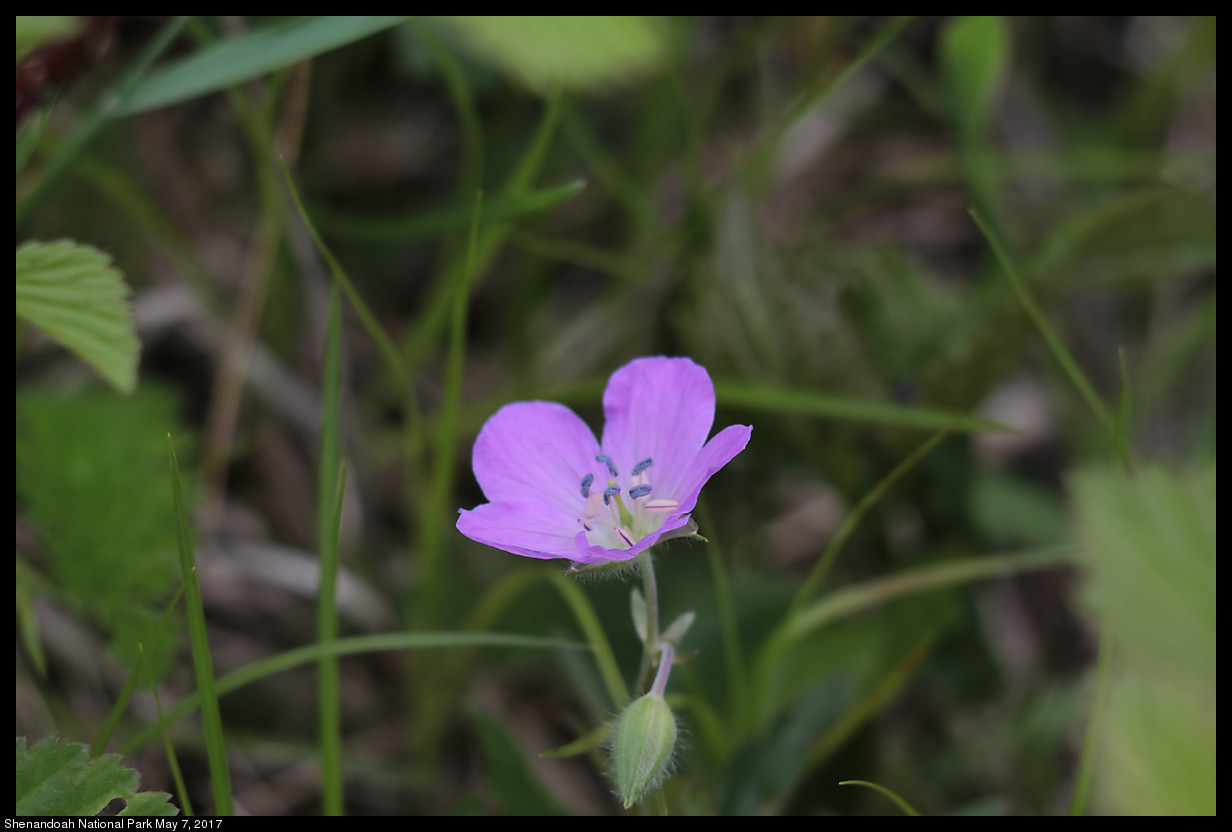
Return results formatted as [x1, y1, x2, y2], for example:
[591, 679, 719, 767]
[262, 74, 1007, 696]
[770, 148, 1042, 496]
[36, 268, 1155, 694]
[666, 424, 753, 518]
[457, 500, 581, 560]
[600, 356, 717, 499]
[471, 400, 601, 513]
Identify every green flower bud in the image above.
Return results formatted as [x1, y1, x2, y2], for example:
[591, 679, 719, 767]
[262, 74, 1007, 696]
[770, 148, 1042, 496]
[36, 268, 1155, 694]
[612, 690, 677, 809]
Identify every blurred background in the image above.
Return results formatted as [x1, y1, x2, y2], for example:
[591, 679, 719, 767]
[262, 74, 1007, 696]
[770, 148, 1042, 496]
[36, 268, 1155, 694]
[16, 17, 1215, 815]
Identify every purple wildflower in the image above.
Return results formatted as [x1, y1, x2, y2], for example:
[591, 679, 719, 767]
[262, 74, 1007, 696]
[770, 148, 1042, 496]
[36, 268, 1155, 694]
[456, 356, 752, 565]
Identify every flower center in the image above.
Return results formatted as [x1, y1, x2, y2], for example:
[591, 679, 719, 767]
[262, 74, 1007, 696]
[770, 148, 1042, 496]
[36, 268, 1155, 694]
[578, 455, 679, 548]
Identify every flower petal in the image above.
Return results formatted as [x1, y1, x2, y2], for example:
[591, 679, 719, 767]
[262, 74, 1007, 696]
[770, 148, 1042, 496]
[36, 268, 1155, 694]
[471, 401, 601, 517]
[666, 424, 752, 519]
[600, 356, 717, 500]
[457, 500, 581, 560]
[571, 514, 692, 565]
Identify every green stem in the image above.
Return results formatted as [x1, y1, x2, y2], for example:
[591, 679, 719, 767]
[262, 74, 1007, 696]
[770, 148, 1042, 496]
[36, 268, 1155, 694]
[638, 552, 661, 691]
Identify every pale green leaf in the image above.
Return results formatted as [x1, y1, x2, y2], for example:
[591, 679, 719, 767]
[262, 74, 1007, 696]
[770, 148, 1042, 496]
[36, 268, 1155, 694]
[438, 16, 667, 94]
[1072, 464, 1216, 815]
[15, 737, 177, 816]
[940, 16, 1009, 139]
[16, 240, 139, 393]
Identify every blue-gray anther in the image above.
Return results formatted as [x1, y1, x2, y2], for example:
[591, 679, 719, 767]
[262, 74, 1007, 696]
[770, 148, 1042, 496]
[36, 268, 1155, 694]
[596, 453, 619, 477]
[580, 473, 594, 498]
[603, 484, 621, 505]
[632, 457, 654, 476]
[628, 484, 652, 499]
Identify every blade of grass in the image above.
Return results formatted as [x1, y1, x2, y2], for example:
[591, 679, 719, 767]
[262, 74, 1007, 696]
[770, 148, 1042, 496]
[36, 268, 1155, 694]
[970, 207, 1117, 443]
[120, 631, 590, 755]
[90, 657, 143, 759]
[1114, 347, 1133, 468]
[788, 423, 958, 617]
[715, 382, 1009, 433]
[279, 160, 423, 435]
[317, 283, 345, 816]
[768, 634, 935, 815]
[168, 435, 233, 815]
[751, 547, 1070, 727]
[742, 16, 916, 184]
[1068, 627, 1113, 816]
[91, 584, 186, 757]
[548, 572, 630, 709]
[838, 779, 923, 817]
[119, 16, 412, 115]
[406, 91, 566, 365]
[787, 546, 1071, 642]
[309, 180, 586, 243]
[696, 498, 748, 731]
[408, 18, 482, 200]
[414, 190, 481, 633]
[15, 559, 48, 679]
[150, 660, 194, 817]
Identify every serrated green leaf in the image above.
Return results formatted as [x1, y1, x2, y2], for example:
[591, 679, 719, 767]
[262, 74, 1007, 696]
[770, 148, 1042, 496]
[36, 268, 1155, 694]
[1072, 464, 1216, 815]
[438, 16, 666, 94]
[119, 16, 412, 115]
[16, 737, 177, 816]
[118, 791, 179, 817]
[16, 240, 139, 393]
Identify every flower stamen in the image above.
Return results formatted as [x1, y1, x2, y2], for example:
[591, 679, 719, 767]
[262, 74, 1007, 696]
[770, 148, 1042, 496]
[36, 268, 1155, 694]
[596, 453, 619, 478]
[576, 452, 677, 550]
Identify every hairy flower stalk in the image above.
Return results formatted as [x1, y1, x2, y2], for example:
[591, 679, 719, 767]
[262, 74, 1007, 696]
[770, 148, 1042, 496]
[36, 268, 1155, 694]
[457, 356, 752, 565]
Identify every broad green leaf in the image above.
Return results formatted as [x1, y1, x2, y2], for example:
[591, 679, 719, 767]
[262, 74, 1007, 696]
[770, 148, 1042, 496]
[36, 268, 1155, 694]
[940, 16, 1009, 140]
[16, 737, 177, 816]
[1071, 464, 1215, 815]
[438, 16, 667, 94]
[16, 16, 81, 63]
[16, 240, 139, 393]
[119, 16, 412, 115]
[16, 386, 189, 679]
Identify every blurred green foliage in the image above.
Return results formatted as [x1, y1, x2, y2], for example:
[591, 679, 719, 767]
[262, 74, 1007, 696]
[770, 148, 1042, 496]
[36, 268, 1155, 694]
[14, 15, 1215, 816]
[1072, 464, 1216, 815]
[16, 386, 192, 679]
